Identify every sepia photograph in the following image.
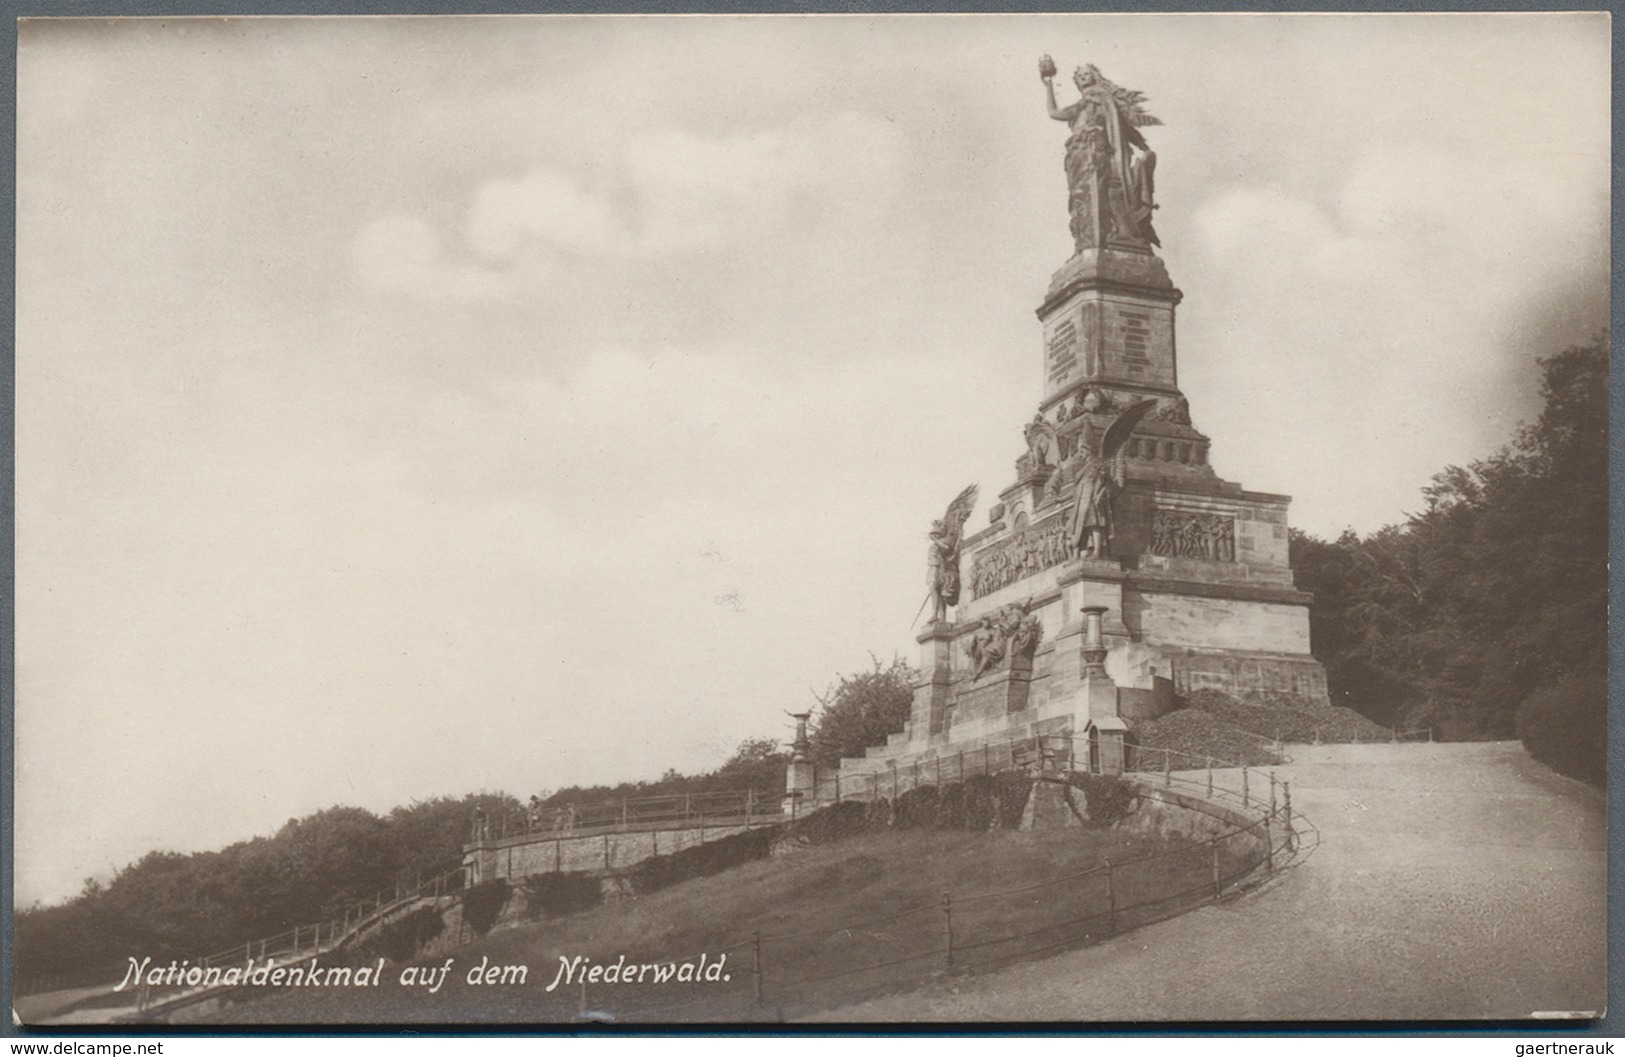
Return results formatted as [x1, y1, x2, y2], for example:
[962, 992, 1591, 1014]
[9, 11, 1611, 1029]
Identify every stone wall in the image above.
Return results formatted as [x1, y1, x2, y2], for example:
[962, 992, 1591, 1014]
[467, 823, 762, 884]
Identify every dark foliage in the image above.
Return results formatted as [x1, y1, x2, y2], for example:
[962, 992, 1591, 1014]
[534, 737, 790, 813]
[459, 881, 510, 937]
[1516, 670, 1607, 785]
[1066, 774, 1136, 827]
[892, 785, 940, 829]
[13, 792, 516, 987]
[808, 656, 917, 768]
[520, 873, 604, 920]
[960, 774, 999, 831]
[789, 800, 871, 844]
[1290, 340, 1606, 780]
[991, 771, 1036, 829]
[624, 828, 778, 896]
[353, 906, 445, 964]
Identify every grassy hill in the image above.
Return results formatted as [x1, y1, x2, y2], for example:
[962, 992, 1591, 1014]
[203, 824, 1208, 1025]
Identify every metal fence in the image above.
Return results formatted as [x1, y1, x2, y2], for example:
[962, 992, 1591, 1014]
[545, 749, 1317, 1023]
[111, 861, 471, 1017]
[475, 789, 773, 842]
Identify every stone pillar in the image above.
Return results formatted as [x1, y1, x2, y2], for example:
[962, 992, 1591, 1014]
[784, 711, 815, 816]
[911, 621, 956, 738]
[1077, 604, 1119, 724]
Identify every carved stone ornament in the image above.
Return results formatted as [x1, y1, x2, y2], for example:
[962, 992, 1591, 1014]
[970, 517, 1070, 599]
[966, 603, 1044, 680]
[1150, 508, 1235, 561]
[1154, 395, 1191, 425]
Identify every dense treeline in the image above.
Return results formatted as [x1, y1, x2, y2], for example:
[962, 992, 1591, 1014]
[14, 792, 518, 987]
[1291, 340, 1606, 782]
[534, 738, 788, 811]
[15, 739, 789, 988]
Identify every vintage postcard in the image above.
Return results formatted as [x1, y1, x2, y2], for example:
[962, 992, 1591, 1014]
[10, 12, 1610, 1029]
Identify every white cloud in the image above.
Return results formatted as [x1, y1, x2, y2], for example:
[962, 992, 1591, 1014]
[352, 213, 521, 300]
[361, 110, 907, 300]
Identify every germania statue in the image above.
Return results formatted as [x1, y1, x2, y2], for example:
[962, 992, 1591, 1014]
[1040, 55, 1162, 255]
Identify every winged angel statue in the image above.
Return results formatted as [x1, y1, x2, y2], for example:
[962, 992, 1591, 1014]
[926, 485, 979, 623]
[1067, 399, 1156, 559]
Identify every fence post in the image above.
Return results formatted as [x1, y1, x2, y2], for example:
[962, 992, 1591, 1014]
[746, 789, 755, 819]
[1210, 841, 1222, 898]
[936, 755, 942, 787]
[621, 799, 628, 827]
[1265, 817, 1275, 872]
[1163, 750, 1171, 787]
[603, 833, 611, 869]
[835, 772, 842, 802]
[942, 893, 955, 969]
[1269, 771, 1278, 818]
[753, 931, 765, 1006]
[957, 749, 965, 782]
[1206, 757, 1214, 797]
[1242, 766, 1250, 806]
[1105, 860, 1117, 933]
[1283, 782, 1295, 852]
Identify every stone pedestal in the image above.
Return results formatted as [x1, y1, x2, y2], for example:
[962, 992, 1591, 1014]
[911, 621, 956, 737]
[955, 652, 1035, 727]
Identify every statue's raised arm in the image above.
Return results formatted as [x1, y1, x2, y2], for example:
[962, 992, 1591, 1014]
[1039, 55, 1163, 254]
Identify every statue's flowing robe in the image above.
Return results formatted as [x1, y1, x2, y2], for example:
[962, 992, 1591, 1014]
[1067, 457, 1117, 554]
[1062, 86, 1154, 248]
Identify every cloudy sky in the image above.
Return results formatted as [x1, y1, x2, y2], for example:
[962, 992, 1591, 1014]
[14, 13, 1609, 906]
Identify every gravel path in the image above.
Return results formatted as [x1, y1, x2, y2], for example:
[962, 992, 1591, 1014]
[809, 742, 1605, 1022]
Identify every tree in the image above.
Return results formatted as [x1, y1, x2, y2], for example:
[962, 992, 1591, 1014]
[1290, 338, 1607, 777]
[808, 656, 917, 767]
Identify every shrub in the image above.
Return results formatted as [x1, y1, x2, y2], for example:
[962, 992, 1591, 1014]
[934, 783, 966, 829]
[893, 785, 939, 829]
[521, 873, 602, 919]
[1516, 670, 1606, 785]
[991, 771, 1034, 829]
[1066, 773, 1136, 827]
[626, 827, 777, 896]
[459, 880, 510, 936]
[960, 774, 998, 830]
[353, 905, 444, 963]
[790, 800, 870, 844]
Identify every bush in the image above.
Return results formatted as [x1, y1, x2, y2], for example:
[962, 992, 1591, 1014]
[1066, 773, 1136, 827]
[790, 800, 870, 844]
[961, 774, 998, 830]
[521, 873, 603, 919]
[893, 785, 939, 829]
[459, 880, 510, 936]
[1516, 670, 1606, 785]
[991, 771, 1034, 829]
[353, 905, 444, 963]
[626, 827, 777, 896]
[934, 784, 966, 829]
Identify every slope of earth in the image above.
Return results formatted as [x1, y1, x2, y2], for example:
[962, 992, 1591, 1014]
[198, 825, 1191, 1025]
[814, 741, 1605, 1022]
